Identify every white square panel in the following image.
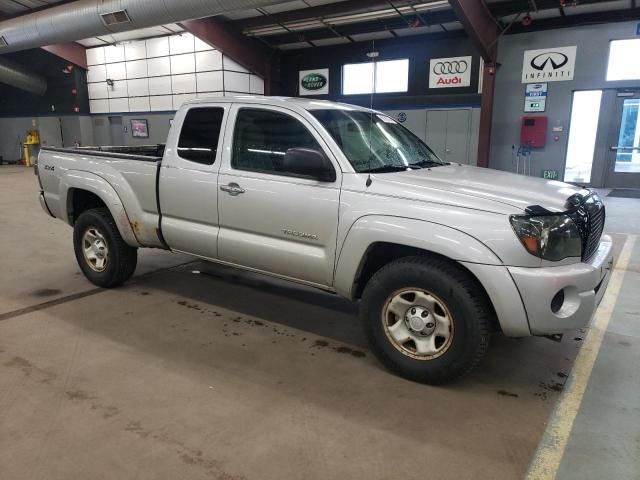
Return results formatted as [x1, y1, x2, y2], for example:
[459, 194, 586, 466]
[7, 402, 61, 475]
[126, 59, 147, 79]
[150, 95, 173, 111]
[171, 73, 196, 94]
[196, 50, 222, 72]
[86, 47, 105, 66]
[88, 82, 108, 99]
[223, 56, 250, 73]
[107, 79, 128, 98]
[109, 97, 129, 113]
[106, 62, 127, 80]
[125, 41, 146, 61]
[196, 71, 223, 92]
[169, 33, 195, 55]
[127, 78, 150, 97]
[223, 71, 250, 93]
[170, 53, 195, 75]
[172, 93, 197, 110]
[194, 37, 213, 52]
[196, 91, 224, 98]
[87, 64, 107, 83]
[250, 75, 264, 94]
[104, 44, 125, 63]
[129, 96, 151, 112]
[149, 76, 172, 95]
[89, 99, 109, 113]
[146, 36, 170, 58]
[147, 57, 171, 77]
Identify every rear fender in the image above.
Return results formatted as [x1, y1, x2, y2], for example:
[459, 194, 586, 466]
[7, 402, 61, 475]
[60, 170, 140, 247]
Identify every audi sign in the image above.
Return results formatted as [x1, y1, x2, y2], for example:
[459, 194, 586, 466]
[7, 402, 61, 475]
[429, 55, 472, 89]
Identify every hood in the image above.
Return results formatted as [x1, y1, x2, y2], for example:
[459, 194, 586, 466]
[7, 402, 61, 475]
[367, 164, 582, 214]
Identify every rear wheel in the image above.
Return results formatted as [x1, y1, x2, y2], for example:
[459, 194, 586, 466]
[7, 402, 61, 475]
[360, 256, 491, 384]
[73, 208, 137, 288]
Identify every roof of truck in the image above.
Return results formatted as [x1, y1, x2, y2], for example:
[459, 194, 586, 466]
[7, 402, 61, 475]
[183, 95, 375, 113]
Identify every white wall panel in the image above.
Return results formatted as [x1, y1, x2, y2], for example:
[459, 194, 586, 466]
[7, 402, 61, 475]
[149, 76, 172, 95]
[107, 79, 128, 98]
[224, 71, 250, 93]
[90, 99, 109, 113]
[105, 62, 127, 80]
[170, 53, 195, 75]
[150, 95, 173, 111]
[127, 78, 150, 97]
[129, 96, 151, 112]
[196, 91, 224, 99]
[109, 98, 129, 113]
[146, 37, 169, 58]
[196, 71, 223, 92]
[125, 41, 146, 61]
[147, 57, 171, 77]
[126, 59, 147, 79]
[250, 75, 264, 94]
[171, 73, 196, 94]
[87, 64, 106, 83]
[104, 44, 125, 63]
[223, 56, 250, 73]
[196, 50, 222, 72]
[169, 33, 195, 55]
[172, 93, 197, 110]
[86, 46, 105, 66]
[88, 82, 108, 99]
[194, 37, 213, 52]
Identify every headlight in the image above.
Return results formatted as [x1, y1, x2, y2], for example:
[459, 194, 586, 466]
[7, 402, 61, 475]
[510, 214, 582, 261]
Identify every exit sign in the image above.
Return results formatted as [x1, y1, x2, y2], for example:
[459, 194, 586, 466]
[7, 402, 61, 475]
[542, 169, 559, 180]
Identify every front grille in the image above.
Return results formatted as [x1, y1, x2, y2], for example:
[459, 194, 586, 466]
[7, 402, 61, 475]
[568, 193, 605, 261]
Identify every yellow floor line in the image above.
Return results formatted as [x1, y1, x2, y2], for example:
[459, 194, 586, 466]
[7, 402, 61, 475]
[525, 234, 637, 480]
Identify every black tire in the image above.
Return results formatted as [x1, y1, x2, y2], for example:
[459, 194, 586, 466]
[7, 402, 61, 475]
[73, 207, 138, 288]
[360, 256, 491, 385]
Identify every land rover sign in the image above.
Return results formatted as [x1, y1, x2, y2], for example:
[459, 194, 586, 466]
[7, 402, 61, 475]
[299, 68, 329, 95]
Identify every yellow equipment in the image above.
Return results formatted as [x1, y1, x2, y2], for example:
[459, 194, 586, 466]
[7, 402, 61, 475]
[23, 129, 40, 167]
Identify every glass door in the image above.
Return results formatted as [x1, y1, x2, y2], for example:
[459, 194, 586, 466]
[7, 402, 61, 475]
[605, 94, 640, 188]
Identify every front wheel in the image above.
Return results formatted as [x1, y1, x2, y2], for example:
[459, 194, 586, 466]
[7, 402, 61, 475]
[73, 208, 137, 288]
[360, 256, 491, 384]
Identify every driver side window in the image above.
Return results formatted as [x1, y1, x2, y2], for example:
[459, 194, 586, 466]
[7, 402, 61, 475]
[232, 108, 320, 176]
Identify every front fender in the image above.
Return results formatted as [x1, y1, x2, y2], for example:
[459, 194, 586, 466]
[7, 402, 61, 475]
[60, 170, 140, 247]
[333, 215, 503, 299]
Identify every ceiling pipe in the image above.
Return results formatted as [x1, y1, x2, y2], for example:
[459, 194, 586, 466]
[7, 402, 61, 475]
[0, 56, 47, 95]
[0, 0, 292, 54]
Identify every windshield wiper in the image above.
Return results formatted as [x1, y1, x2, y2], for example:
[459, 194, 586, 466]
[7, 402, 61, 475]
[360, 165, 415, 173]
[410, 159, 445, 168]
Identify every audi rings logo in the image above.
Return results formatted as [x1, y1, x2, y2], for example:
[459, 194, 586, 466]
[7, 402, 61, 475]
[530, 52, 568, 71]
[433, 60, 468, 75]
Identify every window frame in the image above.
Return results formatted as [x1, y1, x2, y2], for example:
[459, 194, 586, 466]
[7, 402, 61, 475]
[230, 106, 337, 182]
[176, 106, 226, 166]
[341, 58, 410, 95]
[606, 38, 640, 82]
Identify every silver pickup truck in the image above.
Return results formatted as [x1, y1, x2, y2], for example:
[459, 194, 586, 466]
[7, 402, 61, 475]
[36, 96, 613, 384]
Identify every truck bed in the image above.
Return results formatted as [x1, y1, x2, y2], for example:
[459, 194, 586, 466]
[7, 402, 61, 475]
[40, 144, 165, 161]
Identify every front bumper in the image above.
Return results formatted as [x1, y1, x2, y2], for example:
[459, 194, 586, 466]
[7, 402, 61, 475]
[508, 234, 614, 335]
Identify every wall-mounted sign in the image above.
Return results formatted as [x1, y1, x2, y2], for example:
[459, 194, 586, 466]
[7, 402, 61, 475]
[429, 56, 472, 89]
[131, 119, 149, 138]
[542, 169, 559, 180]
[397, 112, 407, 123]
[522, 46, 576, 83]
[524, 83, 547, 112]
[299, 68, 329, 95]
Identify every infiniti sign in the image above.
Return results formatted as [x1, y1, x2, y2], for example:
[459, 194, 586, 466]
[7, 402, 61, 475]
[521, 46, 576, 83]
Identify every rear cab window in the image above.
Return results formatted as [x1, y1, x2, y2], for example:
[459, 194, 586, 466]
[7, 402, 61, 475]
[177, 107, 225, 165]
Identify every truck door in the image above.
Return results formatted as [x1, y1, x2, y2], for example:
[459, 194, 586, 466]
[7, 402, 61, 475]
[217, 104, 342, 287]
[158, 105, 228, 258]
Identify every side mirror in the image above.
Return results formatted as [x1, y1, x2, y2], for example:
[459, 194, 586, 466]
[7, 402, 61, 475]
[282, 148, 336, 182]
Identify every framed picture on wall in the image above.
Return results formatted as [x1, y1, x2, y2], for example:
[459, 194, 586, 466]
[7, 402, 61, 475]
[131, 119, 149, 138]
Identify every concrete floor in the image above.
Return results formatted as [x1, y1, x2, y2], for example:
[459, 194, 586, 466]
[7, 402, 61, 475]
[0, 166, 634, 480]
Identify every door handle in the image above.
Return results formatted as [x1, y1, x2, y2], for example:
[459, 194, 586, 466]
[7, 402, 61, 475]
[610, 146, 640, 151]
[220, 183, 245, 196]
